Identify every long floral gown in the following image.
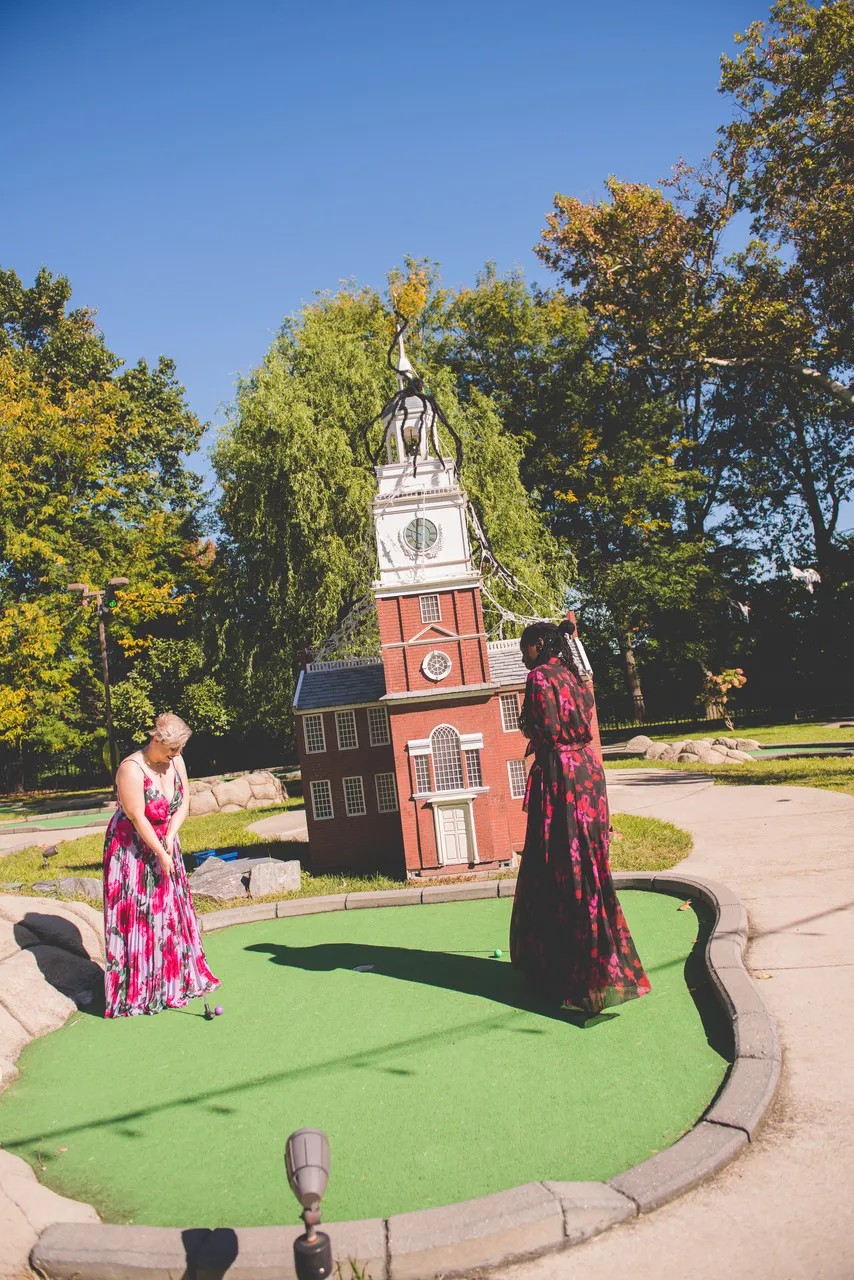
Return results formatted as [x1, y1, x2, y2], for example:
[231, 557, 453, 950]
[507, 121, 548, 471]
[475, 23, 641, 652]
[510, 656, 651, 1014]
[102, 762, 219, 1017]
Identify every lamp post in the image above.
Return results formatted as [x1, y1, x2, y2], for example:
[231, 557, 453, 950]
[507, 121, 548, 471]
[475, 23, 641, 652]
[285, 1129, 333, 1280]
[67, 577, 129, 776]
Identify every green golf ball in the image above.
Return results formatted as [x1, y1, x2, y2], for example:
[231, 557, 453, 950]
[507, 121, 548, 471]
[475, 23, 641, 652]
[492, 948, 503, 958]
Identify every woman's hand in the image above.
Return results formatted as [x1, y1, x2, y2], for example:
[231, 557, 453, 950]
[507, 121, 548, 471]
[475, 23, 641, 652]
[163, 829, 179, 857]
[156, 849, 175, 877]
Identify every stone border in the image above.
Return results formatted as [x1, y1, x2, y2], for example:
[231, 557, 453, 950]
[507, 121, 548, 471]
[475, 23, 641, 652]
[23, 873, 779, 1280]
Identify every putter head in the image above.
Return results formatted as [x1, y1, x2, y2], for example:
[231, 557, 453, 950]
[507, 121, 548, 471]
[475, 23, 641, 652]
[203, 1002, 215, 1021]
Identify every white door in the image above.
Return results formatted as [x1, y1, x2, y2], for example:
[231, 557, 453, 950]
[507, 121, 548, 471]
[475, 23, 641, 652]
[440, 805, 470, 864]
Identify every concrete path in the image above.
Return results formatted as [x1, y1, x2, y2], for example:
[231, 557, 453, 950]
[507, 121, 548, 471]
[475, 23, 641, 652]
[492, 769, 854, 1280]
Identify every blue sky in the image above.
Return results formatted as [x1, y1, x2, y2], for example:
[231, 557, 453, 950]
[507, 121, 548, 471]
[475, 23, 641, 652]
[3, 0, 782, 489]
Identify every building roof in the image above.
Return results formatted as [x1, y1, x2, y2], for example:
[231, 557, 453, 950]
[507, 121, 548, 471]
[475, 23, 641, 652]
[294, 661, 386, 712]
[293, 640, 526, 713]
[486, 640, 527, 687]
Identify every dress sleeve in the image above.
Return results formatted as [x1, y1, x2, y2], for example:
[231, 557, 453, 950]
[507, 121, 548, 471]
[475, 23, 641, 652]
[522, 668, 563, 748]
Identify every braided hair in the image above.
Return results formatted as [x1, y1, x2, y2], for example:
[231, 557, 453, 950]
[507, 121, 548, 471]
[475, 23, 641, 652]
[520, 619, 586, 683]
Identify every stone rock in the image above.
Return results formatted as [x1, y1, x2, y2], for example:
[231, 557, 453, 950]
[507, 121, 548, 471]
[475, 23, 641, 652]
[727, 749, 754, 762]
[0, 946, 96, 1037]
[56, 876, 102, 901]
[249, 860, 301, 898]
[644, 743, 668, 760]
[219, 803, 243, 813]
[212, 777, 253, 808]
[626, 734, 653, 752]
[677, 751, 704, 763]
[657, 744, 681, 762]
[712, 737, 735, 747]
[735, 738, 762, 752]
[246, 796, 275, 809]
[0, 1001, 31, 1067]
[188, 788, 219, 818]
[248, 783, 282, 801]
[188, 855, 274, 901]
[679, 743, 701, 757]
[693, 747, 723, 764]
[0, 895, 104, 964]
[189, 778, 214, 795]
[0, 918, 38, 962]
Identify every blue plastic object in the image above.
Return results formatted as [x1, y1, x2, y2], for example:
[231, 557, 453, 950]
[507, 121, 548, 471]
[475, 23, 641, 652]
[190, 849, 239, 868]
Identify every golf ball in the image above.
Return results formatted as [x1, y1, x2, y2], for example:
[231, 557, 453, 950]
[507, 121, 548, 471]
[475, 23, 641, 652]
[492, 948, 503, 958]
[214, 1005, 224, 1016]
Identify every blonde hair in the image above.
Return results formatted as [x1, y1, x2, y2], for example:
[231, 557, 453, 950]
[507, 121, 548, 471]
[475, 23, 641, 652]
[149, 713, 192, 749]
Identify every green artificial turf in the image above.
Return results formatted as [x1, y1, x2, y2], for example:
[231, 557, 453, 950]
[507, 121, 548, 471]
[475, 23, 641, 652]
[0, 894, 728, 1227]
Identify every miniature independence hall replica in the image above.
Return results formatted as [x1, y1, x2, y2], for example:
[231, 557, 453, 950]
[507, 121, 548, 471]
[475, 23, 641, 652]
[294, 339, 592, 877]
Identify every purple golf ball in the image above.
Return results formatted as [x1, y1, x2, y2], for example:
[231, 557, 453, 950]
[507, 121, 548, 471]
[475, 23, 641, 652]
[214, 1005, 224, 1016]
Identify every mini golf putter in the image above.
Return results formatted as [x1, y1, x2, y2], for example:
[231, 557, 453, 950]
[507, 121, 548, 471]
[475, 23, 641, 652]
[203, 1001, 223, 1020]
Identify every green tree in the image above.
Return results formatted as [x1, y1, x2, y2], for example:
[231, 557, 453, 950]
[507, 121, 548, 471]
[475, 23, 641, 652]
[0, 268, 211, 785]
[214, 279, 569, 743]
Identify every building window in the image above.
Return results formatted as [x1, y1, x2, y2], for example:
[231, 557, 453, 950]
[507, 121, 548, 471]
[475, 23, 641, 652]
[508, 759, 527, 799]
[431, 725, 464, 791]
[310, 779, 334, 820]
[500, 693, 521, 732]
[368, 706, 390, 746]
[303, 714, 326, 753]
[419, 594, 441, 623]
[375, 772, 399, 813]
[413, 755, 431, 793]
[335, 709, 358, 750]
[343, 776, 366, 817]
[464, 748, 483, 788]
[422, 650, 452, 682]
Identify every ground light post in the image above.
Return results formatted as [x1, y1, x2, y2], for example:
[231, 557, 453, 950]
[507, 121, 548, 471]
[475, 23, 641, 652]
[67, 577, 129, 777]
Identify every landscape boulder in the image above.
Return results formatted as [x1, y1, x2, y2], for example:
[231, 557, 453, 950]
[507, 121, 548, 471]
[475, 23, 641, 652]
[188, 769, 286, 817]
[248, 860, 301, 898]
[188, 855, 297, 901]
[625, 734, 653, 753]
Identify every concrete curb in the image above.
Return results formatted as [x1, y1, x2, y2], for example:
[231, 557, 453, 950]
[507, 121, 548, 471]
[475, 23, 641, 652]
[23, 873, 779, 1280]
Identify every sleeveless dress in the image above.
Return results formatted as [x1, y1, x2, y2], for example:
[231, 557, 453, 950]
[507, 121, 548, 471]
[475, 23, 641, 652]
[509, 657, 651, 1014]
[102, 761, 219, 1017]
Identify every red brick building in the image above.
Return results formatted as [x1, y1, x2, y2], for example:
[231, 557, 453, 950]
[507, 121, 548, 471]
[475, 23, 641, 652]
[293, 356, 597, 878]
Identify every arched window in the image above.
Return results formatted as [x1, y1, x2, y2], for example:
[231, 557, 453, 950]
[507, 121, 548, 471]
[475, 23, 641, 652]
[431, 725, 464, 791]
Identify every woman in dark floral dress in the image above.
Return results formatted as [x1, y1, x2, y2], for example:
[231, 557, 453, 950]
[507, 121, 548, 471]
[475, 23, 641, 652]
[510, 621, 650, 1014]
[102, 713, 219, 1017]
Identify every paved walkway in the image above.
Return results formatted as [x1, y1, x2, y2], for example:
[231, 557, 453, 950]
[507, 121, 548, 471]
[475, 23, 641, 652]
[491, 769, 854, 1280]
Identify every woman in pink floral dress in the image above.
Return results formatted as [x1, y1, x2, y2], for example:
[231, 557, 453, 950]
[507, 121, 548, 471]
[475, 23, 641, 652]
[510, 622, 651, 1015]
[102, 713, 219, 1017]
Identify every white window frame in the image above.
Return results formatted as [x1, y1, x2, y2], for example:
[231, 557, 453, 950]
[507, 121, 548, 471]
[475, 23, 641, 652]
[422, 650, 452, 682]
[419, 593, 442, 624]
[431, 724, 465, 792]
[343, 775, 366, 817]
[507, 759, 527, 800]
[413, 755, 432, 793]
[335, 709, 359, 750]
[464, 748, 483, 788]
[500, 693, 521, 733]
[303, 714, 326, 754]
[368, 705, 390, 747]
[310, 779, 334, 821]
[375, 772, 399, 813]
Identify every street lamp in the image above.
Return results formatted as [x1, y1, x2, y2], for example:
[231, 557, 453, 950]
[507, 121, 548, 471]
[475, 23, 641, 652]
[67, 577, 129, 776]
[285, 1129, 332, 1280]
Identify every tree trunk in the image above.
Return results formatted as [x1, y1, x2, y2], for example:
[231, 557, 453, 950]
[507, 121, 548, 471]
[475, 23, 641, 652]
[619, 631, 646, 723]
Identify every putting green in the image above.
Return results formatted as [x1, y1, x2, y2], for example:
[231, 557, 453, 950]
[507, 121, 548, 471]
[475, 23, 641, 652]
[0, 894, 728, 1226]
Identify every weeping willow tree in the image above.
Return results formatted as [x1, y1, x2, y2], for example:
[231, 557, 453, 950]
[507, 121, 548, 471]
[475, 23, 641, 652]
[213, 273, 573, 741]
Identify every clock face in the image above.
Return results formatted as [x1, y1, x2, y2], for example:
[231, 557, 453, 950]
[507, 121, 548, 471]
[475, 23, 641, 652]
[403, 517, 439, 553]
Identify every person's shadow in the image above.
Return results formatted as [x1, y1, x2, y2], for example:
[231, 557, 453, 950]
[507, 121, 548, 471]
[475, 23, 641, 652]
[244, 940, 603, 1025]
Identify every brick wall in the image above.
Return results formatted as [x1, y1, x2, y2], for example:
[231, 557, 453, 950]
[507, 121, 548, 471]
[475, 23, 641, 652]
[297, 706, 405, 875]
[376, 588, 490, 694]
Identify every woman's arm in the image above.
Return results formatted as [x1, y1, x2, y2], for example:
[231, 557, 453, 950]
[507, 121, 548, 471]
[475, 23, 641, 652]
[115, 761, 174, 876]
[524, 668, 563, 747]
[165, 754, 190, 854]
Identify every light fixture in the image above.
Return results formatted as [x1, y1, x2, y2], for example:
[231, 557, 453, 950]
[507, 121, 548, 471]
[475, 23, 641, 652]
[285, 1128, 332, 1280]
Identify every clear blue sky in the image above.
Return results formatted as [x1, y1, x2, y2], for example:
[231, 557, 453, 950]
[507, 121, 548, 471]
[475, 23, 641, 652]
[3, 0, 777, 483]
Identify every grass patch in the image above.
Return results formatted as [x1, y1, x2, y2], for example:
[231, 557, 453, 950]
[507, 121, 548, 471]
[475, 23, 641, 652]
[0, 804, 692, 904]
[609, 813, 692, 871]
[632, 720, 854, 746]
[605, 754, 854, 797]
